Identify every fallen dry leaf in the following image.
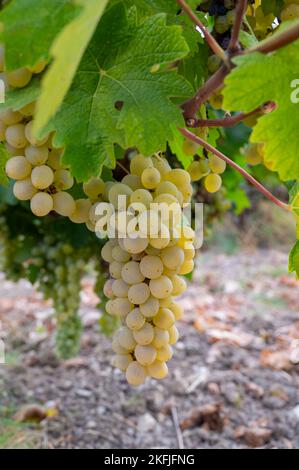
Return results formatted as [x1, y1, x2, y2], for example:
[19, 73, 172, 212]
[180, 402, 224, 432]
[13, 404, 47, 423]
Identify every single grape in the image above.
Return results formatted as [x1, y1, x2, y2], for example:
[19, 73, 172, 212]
[130, 188, 153, 209]
[5, 124, 27, 148]
[153, 308, 175, 329]
[13, 178, 37, 200]
[113, 298, 133, 317]
[103, 279, 114, 299]
[53, 169, 74, 190]
[126, 308, 145, 331]
[52, 191, 76, 217]
[25, 121, 48, 146]
[109, 261, 124, 279]
[25, 145, 48, 165]
[83, 177, 105, 199]
[108, 183, 132, 209]
[122, 174, 142, 191]
[133, 322, 154, 346]
[31, 165, 54, 189]
[135, 345, 157, 366]
[69, 199, 92, 224]
[171, 275, 187, 296]
[140, 295, 160, 318]
[156, 344, 173, 362]
[152, 155, 171, 176]
[161, 245, 184, 271]
[0, 109, 23, 125]
[204, 173, 222, 193]
[148, 360, 168, 379]
[123, 235, 149, 254]
[140, 255, 163, 279]
[118, 326, 136, 351]
[30, 192, 53, 217]
[214, 15, 229, 33]
[168, 325, 179, 345]
[7, 68, 32, 88]
[130, 154, 153, 176]
[112, 354, 133, 372]
[149, 275, 173, 299]
[128, 282, 150, 305]
[208, 155, 226, 174]
[152, 327, 170, 348]
[182, 139, 199, 156]
[141, 167, 161, 189]
[5, 156, 31, 180]
[101, 240, 117, 263]
[126, 361, 147, 386]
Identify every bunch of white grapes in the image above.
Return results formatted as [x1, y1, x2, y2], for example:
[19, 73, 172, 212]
[183, 138, 227, 194]
[0, 53, 81, 219]
[99, 153, 196, 386]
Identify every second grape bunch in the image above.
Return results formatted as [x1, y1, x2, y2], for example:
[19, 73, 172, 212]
[100, 154, 196, 386]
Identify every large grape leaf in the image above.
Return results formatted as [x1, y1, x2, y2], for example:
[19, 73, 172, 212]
[34, 0, 109, 135]
[223, 38, 299, 182]
[41, 5, 192, 181]
[0, 0, 80, 70]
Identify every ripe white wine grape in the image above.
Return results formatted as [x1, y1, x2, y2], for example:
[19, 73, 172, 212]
[0, 109, 23, 125]
[133, 322, 154, 345]
[30, 192, 53, 217]
[126, 361, 147, 386]
[140, 255, 163, 279]
[52, 191, 76, 217]
[148, 360, 168, 379]
[112, 278, 130, 297]
[140, 295, 160, 317]
[130, 154, 153, 176]
[128, 282, 150, 305]
[121, 261, 145, 284]
[5, 124, 27, 148]
[126, 308, 145, 330]
[83, 177, 105, 199]
[141, 167, 161, 189]
[69, 199, 91, 224]
[25, 145, 48, 165]
[7, 67, 32, 88]
[135, 345, 157, 366]
[54, 169, 74, 191]
[149, 275, 173, 299]
[31, 165, 54, 189]
[13, 178, 37, 200]
[153, 308, 175, 329]
[25, 121, 48, 146]
[5, 156, 31, 180]
[204, 173, 222, 193]
[112, 354, 133, 372]
[118, 327, 136, 351]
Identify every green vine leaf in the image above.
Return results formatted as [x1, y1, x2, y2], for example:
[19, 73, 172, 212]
[42, 5, 191, 181]
[289, 240, 299, 278]
[0, 0, 80, 70]
[0, 144, 9, 186]
[34, 0, 109, 136]
[0, 76, 40, 111]
[222, 32, 299, 182]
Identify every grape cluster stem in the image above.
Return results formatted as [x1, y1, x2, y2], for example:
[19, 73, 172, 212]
[178, 127, 291, 212]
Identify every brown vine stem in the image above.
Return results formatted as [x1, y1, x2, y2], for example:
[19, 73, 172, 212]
[192, 101, 276, 128]
[228, 0, 248, 53]
[178, 127, 291, 212]
[248, 22, 299, 54]
[182, 65, 228, 121]
[177, 0, 227, 63]
[116, 161, 129, 174]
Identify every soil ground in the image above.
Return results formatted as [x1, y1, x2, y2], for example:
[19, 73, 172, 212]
[0, 248, 298, 449]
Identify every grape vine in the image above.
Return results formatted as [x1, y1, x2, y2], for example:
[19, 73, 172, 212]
[0, 0, 298, 386]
